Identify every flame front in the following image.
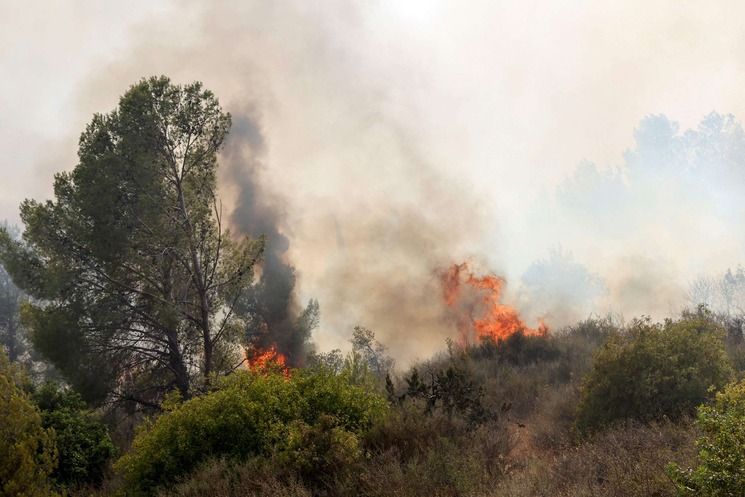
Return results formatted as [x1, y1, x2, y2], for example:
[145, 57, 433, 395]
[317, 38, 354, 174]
[243, 344, 290, 379]
[440, 261, 548, 343]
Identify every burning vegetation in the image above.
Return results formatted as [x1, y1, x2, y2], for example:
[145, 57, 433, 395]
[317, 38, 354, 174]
[243, 343, 290, 379]
[8, 72, 745, 497]
[440, 261, 548, 344]
[223, 113, 319, 373]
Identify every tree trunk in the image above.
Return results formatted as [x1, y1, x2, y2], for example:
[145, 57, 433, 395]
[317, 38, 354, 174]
[6, 321, 18, 363]
[166, 328, 190, 399]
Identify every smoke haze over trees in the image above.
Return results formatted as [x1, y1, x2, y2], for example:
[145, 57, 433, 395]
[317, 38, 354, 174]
[6, 4, 745, 494]
[6, 2, 745, 364]
[0, 223, 28, 365]
[528, 113, 745, 323]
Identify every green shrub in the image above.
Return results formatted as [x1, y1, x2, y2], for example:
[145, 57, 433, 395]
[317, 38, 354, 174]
[31, 382, 115, 489]
[0, 351, 59, 496]
[277, 415, 363, 482]
[575, 314, 733, 435]
[669, 378, 745, 495]
[115, 367, 387, 495]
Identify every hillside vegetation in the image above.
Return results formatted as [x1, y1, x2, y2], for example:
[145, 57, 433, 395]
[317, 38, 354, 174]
[5, 310, 745, 496]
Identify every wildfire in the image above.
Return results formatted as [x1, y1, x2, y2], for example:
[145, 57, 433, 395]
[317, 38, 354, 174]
[440, 261, 548, 343]
[243, 344, 291, 379]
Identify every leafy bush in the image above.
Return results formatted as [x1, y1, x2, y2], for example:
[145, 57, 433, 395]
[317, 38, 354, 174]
[115, 367, 387, 495]
[398, 364, 487, 422]
[31, 382, 115, 489]
[669, 378, 745, 495]
[0, 350, 59, 496]
[575, 314, 733, 435]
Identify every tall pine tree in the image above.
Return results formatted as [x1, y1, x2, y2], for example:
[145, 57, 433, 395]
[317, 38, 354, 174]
[0, 77, 265, 406]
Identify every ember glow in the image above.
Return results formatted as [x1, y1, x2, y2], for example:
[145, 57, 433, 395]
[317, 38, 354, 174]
[243, 344, 290, 378]
[441, 261, 549, 343]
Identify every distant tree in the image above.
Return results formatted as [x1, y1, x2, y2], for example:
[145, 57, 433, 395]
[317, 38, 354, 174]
[555, 161, 628, 235]
[522, 246, 605, 322]
[306, 348, 345, 374]
[0, 76, 265, 406]
[0, 350, 58, 496]
[669, 378, 745, 496]
[0, 222, 28, 364]
[685, 267, 745, 318]
[305, 328, 392, 392]
[350, 326, 394, 378]
[575, 313, 733, 435]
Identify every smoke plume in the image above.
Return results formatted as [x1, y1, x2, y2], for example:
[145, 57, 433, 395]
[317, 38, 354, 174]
[218, 109, 314, 365]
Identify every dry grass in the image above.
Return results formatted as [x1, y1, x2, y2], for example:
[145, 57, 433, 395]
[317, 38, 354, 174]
[157, 458, 313, 497]
[493, 419, 699, 497]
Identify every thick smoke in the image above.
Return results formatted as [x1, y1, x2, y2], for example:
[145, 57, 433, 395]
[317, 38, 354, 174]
[10, 1, 745, 364]
[219, 109, 315, 365]
[37, 1, 491, 364]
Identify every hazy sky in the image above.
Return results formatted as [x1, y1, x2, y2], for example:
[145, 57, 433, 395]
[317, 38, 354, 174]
[4, 1, 745, 360]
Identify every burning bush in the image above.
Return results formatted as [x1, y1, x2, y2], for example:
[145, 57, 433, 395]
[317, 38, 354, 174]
[115, 367, 387, 495]
[440, 261, 547, 344]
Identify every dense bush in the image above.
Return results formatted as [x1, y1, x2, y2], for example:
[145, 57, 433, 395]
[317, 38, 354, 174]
[398, 363, 487, 422]
[163, 406, 514, 497]
[669, 378, 745, 495]
[557, 315, 622, 378]
[561, 315, 620, 348]
[0, 351, 58, 496]
[472, 330, 561, 366]
[115, 367, 387, 495]
[574, 314, 733, 435]
[31, 382, 115, 489]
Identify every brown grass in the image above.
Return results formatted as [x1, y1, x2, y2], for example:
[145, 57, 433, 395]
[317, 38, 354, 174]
[493, 419, 699, 497]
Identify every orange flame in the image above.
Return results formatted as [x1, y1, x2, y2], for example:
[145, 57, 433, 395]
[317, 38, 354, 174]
[440, 261, 548, 343]
[243, 344, 291, 379]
